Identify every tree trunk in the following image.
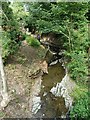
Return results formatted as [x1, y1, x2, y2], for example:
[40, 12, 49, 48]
[0, 47, 10, 109]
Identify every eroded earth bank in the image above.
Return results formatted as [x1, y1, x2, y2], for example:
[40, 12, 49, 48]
[0, 41, 76, 119]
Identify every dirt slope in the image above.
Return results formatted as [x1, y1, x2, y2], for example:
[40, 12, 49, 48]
[0, 42, 46, 118]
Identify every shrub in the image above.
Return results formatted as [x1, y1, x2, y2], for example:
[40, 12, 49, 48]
[71, 85, 88, 101]
[1, 31, 19, 61]
[65, 51, 88, 83]
[70, 92, 89, 120]
[26, 35, 40, 47]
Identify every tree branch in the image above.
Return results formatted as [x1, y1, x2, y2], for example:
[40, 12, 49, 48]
[1, 9, 9, 22]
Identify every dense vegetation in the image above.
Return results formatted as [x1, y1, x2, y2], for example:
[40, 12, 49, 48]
[27, 2, 89, 83]
[1, 2, 25, 61]
[1, 1, 89, 119]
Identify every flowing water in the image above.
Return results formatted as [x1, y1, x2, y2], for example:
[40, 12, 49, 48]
[32, 62, 68, 118]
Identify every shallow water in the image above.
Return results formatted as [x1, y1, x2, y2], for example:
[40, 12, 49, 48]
[33, 62, 68, 118]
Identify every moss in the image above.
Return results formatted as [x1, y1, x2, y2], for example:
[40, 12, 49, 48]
[26, 35, 40, 47]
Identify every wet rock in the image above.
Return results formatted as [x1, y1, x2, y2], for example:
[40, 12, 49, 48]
[43, 92, 47, 96]
[50, 73, 76, 109]
[49, 60, 58, 66]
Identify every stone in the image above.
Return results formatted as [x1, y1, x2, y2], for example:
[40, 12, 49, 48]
[31, 96, 41, 114]
[41, 60, 48, 74]
[50, 73, 76, 109]
[49, 60, 58, 66]
[43, 92, 47, 96]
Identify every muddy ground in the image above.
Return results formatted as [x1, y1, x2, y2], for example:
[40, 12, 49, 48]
[0, 42, 47, 118]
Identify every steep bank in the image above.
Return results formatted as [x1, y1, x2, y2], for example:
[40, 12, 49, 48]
[0, 41, 76, 119]
[0, 42, 46, 118]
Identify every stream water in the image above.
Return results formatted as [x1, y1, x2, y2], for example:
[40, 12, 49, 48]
[31, 62, 68, 119]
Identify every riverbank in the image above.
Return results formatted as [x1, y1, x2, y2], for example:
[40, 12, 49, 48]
[0, 42, 46, 118]
[0, 40, 87, 119]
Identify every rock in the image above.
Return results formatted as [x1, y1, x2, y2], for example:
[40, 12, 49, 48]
[43, 92, 47, 97]
[29, 60, 48, 78]
[50, 83, 61, 97]
[29, 77, 42, 115]
[31, 96, 41, 114]
[41, 60, 48, 74]
[49, 60, 58, 66]
[61, 114, 66, 118]
[50, 73, 76, 109]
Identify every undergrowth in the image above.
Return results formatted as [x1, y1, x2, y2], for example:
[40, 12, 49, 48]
[26, 35, 40, 47]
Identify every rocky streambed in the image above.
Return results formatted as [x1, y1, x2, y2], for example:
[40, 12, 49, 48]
[29, 59, 76, 119]
[0, 41, 76, 119]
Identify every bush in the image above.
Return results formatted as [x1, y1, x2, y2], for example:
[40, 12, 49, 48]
[70, 92, 89, 120]
[26, 35, 40, 47]
[65, 51, 88, 83]
[1, 31, 19, 61]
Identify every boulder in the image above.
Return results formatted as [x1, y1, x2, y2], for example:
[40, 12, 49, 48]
[50, 73, 76, 109]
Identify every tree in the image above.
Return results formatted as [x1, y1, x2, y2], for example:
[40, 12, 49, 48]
[0, 38, 10, 109]
[26, 3, 89, 118]
[1, 1, 26, 61]
[27, 2, 89, 83]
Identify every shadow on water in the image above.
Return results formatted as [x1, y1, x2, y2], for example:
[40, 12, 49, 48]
[34, 62, 68, 118]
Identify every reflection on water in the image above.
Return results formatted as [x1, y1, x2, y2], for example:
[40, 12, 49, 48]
[33, 62, 68, 118]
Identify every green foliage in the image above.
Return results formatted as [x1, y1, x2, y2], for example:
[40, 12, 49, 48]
[70, 85, 89, 120]
[26, 36, 40, 47]
[0, 2, 89, 119]
[70, 92, 89, 119]
[27, 2, 89, 83]
[1, 2, 26, 62]
[27, 3, 88, 34]
[1, 31, 19, 61]
[66, 51, 88, 82]
[1, 2, 25, 41]
[63, 3, 89, 83]
[26, 4, 89, 119]
[71, 85, 88, 101]
[10, 2, 29, 27]
[1, 2, 13, 26]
